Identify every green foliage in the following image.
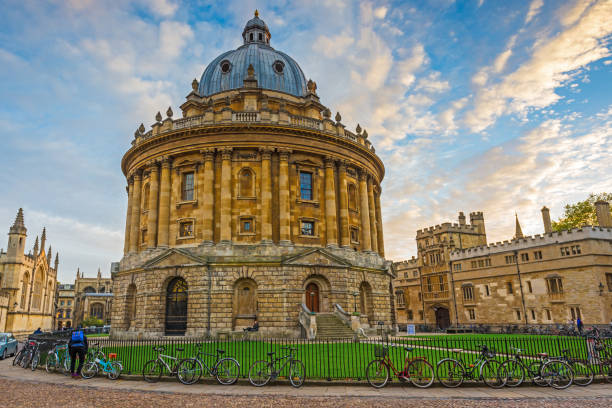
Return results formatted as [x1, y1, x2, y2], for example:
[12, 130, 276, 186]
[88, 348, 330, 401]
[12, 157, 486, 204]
[552, 193, 612, 232]
[82, 316, 104, 327]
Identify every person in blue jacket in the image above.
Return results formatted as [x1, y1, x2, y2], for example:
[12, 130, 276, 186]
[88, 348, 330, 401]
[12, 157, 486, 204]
[68, 327, 88, 378]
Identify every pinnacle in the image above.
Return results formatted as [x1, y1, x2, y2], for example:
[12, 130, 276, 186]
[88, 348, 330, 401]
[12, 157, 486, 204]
[9, 208, 27, 234]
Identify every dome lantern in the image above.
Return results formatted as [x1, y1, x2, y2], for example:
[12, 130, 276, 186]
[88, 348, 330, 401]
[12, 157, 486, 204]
[242, 10, 271, 45]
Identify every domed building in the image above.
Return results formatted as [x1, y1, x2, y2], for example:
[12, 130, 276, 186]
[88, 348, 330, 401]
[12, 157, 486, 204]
[111, 12, 393, 338]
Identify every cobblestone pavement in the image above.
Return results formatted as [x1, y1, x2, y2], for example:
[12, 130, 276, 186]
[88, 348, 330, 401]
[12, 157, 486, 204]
[2, 359, 612, 407]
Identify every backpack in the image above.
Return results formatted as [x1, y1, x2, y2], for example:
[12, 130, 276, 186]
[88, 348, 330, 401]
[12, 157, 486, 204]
[71, 330, 85, 348]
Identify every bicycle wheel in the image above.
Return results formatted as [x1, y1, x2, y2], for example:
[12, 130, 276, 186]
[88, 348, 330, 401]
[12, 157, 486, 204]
[289, 359, 306, 388]
[177, 358, 202, 385]
[107, 361, 122, 380]
[570, 360, 593, 386]
[365, 359, 389, 388]
[406, 358, 435, 388]
[248, 360, 272, 387]
[481, 360, 507, 389]
[12, 349, 23, 366]
[31, 352, 40, 371]
[436, 359, 465, 388]
[541, 360, 573, 389]
[45, 353, 58, 373]
[20, 351, 32, 368]
[143, 360, 163, 383]
[528, 361, 548, 386]
[215, 358, 240, 385]
[81, 361, 98, 379]
[62, 355, 72, 376]
[500, 359, 524, 387]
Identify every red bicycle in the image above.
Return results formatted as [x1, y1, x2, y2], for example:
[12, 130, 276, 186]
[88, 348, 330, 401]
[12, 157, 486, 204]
[366, 345, 435, 388]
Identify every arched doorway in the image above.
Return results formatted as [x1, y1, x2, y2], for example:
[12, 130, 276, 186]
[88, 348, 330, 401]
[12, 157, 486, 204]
[435, 307, 450, 329]
[233, 278, 257, 329]
[165, 277, 188, 336]
[359, 281, 374, 324]
[305, 282, 319, 313]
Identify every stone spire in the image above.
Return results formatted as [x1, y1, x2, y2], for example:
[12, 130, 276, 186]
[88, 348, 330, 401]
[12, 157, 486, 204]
[33, 235, 39, 256]
[76, 267, 80, 279]
[10, 208, 27, 235]
[40, 227, 46, 255]
[97, 267, 101, 279]
[47, 245, 52, 266]
[54, 252, 59, 272]
[514, 213, 523, 239]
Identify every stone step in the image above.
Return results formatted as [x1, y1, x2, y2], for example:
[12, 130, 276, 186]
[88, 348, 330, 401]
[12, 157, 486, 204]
[315, 314, 354, 339]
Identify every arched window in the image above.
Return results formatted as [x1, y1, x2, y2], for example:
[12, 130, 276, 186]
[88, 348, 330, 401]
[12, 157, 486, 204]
[125, 284, 137, 329]
[32, 268, 43, 309]
[20, 272, 30, 308]
[239, 168, 254, 197]
[165, 277, 188, 336]
[90, 303, 104, 319]
[348, 184, 358, 210]
[83, 286, 96, 293]
[99, 287, 105, 293]
[142, 183, 150, 210]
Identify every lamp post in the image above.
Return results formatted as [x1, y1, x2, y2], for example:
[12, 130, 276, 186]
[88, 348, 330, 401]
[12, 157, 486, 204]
[352, 291, 359, 313]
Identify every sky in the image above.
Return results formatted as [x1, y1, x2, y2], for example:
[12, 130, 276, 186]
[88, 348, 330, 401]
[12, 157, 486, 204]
[0, 0, 610, 283]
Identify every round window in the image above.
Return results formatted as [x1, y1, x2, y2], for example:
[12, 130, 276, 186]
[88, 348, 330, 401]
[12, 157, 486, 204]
[220, 60, 231, 74]
[273, 60, 284, 74]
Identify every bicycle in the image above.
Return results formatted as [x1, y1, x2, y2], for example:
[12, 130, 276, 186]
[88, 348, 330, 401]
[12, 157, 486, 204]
[142, 346, 198, 384]
[499, 347, 549, 387]
[538, 352, 574, 389]
[81, 343, 122, 380]
[45, 341, 71, 375]
[12, 342, 29, 367]
[588, 327, 612, 383]
[176, 344, 240, 385]
[248, 346, 305, 387]
[365, 345, 435, 388]
[546, 348, 592, 387]
[436, 345, 507, 388]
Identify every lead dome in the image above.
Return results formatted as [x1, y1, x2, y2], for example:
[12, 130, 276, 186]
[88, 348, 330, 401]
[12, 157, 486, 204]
[198, 11, 308, 97]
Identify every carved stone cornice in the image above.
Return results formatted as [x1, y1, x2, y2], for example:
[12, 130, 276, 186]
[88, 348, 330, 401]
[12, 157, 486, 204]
[259, 146, 273, 160]
[201, 148, 215, 162]
[324, 156, 336, 168]
[220, 147, 233, 160]
[337, 160, 348, 173]
[161, 156, 172, 169]
[132, 169, 143, 180]
[277, 147, 292, 161]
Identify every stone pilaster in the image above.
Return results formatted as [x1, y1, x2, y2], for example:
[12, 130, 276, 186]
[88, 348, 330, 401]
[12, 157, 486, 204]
[220, 147, 233, 244]
[367, 176, 378, 254]
[278, 148, 292, 245]
[201, 149, 215, 245]
[260, 147, 273, 244]
[157, 157, 172, 247]
[375, 187, 385, 257]
[123, 179, 133, 255]
[129, 169, 143, 253]
[324, 156, 338, 247]
[338, 161, 350, 248]
[358, 169, 372, 252]
[146, 163, 160, 249]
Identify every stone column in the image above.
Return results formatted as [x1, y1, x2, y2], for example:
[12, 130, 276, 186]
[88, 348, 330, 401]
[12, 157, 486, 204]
[338, 161, 350, 248]
[367, 176, 378, 253]
[157, 158, 172, 247]
[146, 163, 160, 249]
[375, 187, 385, 257]
[201, 149, 215, 245]
[129, 169, 143, 253]
[260, 147, 273, 244]
[278, 148, 292, 245]
[123, 180, 133, 255]
[358, 169, 372, 252]
[220, 147, 233, 244]
[324, 157, 338, 247]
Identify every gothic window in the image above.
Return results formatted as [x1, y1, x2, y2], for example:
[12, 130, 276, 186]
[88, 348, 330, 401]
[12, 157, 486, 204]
[468, 308, 476, 320]
[179, 220, 194, 238]
[438, 275, 444, 292]
[348, 184, 357, 210]
[546, 277, 563, 294]
[181, 172, 194, 201]
[239, 168, 254, 197]
[426, 277, 432, 293]
[83, 286, 96, 293]
[299, 171, 313, 200]
[32, 269, 43, 310]
[165, 277, 188, 336]
[90, 303, 104, 319]
[462, 285, 474, 301]
[99, 287, 105, 293]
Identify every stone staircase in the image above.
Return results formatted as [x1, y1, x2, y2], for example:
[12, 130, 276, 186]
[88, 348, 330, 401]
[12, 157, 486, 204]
[315, 313, 355, 339]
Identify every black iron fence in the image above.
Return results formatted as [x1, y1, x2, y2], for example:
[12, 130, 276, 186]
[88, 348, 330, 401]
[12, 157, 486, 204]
[398, 323, 612, 336]
[27, 332, 612, 381]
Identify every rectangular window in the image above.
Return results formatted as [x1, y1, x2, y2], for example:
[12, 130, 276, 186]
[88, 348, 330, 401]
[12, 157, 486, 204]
[438, 275, 444, 292]
[181, 172, 194, 201]
[240, 217, 254, 234]
[468, 308, 475, 320]
[571, 245, 581, 255]
[485, 258, 491, 267]
[299, 172, 313, 200]
[60, 301, 64, 306]
[505, 255, 517, 264]
[407, 310, 414, 320]
[521, 253, 529, 262]
[350, 227, 359, 243]
[531, 309, 536, 320]
[485, 285, 490, 296]
[607, 273, 612, 292]
[547, 277, 563, 294]
[462, 286, 474, 301]
[426, 277, 432, 293]
[179, 221, 194, 237]
[141, 229, 147, 243]
[507, 281, 513, 295]
[478, 259, 484, 268]
[516, 310, 521, 320]
[68, 301, 71, 306]
[413, 271, 418, 278]
[471, 260, 477, 268]
[546, 309, 551, 320]
[527, 281, 533, 293]
[418, 310, 423, 320]
[534, 251, 543, 260]
[453, 263, 462, 271]
[570, 307, 575, 320]
[301, 221, 314, 236]
[417, 292, 422, 301]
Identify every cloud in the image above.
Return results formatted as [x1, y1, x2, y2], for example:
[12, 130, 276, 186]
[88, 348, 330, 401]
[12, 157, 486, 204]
[525, 0, 544, 24]
[146, 0, 178, 17]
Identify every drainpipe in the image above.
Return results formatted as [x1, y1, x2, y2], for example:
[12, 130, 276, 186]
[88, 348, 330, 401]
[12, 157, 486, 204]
[418, 266, 426, 326]
[513, 250, 528, 325]
[206, 261, 212, 335]
[449, 260, 459, 326]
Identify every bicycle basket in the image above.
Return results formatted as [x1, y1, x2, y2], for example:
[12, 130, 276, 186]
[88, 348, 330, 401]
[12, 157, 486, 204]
[374, 346, 388, 358]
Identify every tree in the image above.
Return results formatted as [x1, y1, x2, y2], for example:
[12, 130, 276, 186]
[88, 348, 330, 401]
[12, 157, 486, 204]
[82, 316, 104, 327]
[552, 193, 612, 231]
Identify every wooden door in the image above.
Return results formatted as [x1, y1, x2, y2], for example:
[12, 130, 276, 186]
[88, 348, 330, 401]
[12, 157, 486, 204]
[305, 283, 319, 313]
[435, 307, 450, 329]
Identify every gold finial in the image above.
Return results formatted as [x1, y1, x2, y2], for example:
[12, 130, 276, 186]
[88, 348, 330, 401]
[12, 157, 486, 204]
[255, 9, 259, 17]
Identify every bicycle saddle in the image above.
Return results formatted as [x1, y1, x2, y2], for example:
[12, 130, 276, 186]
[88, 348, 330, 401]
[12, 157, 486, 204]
[176, 347, 185, 352]
[217, 349, 225, 355]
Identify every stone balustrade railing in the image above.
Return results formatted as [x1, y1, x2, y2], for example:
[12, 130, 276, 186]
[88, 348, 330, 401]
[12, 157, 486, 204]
[131, 110, 375, 154]
[298, 303, 317, 340]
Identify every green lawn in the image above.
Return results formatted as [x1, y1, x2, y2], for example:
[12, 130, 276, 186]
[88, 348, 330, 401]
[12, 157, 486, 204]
[93, 334, 610, 380]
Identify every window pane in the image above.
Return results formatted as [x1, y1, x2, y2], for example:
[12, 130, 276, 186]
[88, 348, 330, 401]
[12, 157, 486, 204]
[182, 173, 194, 201]
[300, 172, 312, 200]
[301, 221, 314, 236]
